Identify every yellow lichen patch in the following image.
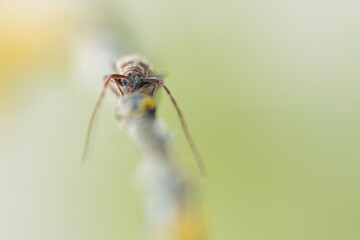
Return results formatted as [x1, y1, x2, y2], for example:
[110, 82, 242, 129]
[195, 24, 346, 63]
[136, 96, 156, 117]
[173, 210, 206, 240]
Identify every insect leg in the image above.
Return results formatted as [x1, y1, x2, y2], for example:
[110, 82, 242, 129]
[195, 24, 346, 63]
[82, 74, 127, 165]
[142, 77, 206, 178]
[151, 84, 159, 96]
[113, 80, 124, 97]
[151, 73, 165, 95]
[103, 75, 120, 96]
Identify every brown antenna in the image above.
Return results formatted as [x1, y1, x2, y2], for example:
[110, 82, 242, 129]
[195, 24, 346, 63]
[82, 74, 126, 165]
[143, 77, 206, 178]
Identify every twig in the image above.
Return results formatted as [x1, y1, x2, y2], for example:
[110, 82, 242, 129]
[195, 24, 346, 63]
[117, 92, 206, 240]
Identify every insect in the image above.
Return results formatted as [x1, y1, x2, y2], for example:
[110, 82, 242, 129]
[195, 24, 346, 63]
[82, 54, 206, 177]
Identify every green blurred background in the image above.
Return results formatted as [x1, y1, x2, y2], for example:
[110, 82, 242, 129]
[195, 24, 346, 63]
[1, 0, 359, 239]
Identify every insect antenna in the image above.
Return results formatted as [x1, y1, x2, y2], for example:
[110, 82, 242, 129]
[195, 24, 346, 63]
[143, 77, 206, 178]
[82, 74, 127, 165]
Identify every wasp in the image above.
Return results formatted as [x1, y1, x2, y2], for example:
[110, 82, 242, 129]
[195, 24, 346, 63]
[82, 55, 206, 177]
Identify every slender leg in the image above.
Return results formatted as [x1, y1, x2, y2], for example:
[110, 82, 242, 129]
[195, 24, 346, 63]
[103, 75, 120, 97]
[113, 80, 124, 97]
[151, 73, 165, 95]
[151, 84, 159, 96]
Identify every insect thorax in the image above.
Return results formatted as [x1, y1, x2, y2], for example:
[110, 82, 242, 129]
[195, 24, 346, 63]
[115, 55, 153, 77]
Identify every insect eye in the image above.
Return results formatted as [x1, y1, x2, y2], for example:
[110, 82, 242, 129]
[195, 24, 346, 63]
[121, 79, 128, 85]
